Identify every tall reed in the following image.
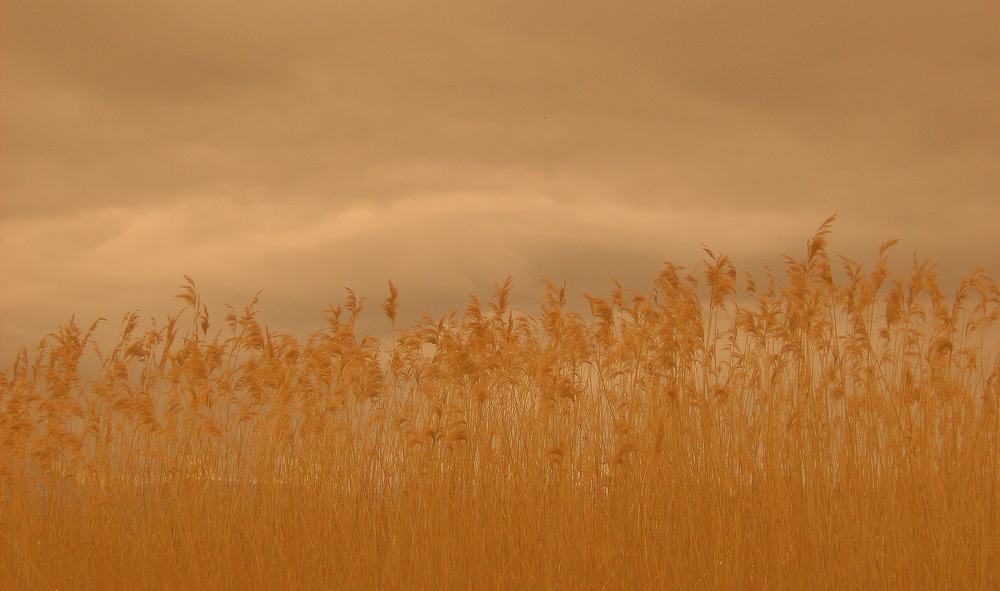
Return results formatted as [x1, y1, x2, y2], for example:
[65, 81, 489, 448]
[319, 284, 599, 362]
[2, 218, 998, 589]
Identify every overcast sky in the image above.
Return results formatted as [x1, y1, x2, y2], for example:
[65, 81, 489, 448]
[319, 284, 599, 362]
[2, 0, 998, 359]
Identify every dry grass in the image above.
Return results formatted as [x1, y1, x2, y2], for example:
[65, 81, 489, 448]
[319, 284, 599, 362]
[2, 218, 998, 589]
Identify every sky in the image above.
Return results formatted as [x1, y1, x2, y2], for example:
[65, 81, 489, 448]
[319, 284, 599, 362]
[2, 0, 998, 359]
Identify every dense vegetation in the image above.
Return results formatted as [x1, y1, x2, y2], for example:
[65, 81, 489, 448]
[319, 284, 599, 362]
[3, 218, 998, 589]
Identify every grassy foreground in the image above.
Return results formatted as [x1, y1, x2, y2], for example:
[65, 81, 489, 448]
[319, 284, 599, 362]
[2, 218, 998, 589]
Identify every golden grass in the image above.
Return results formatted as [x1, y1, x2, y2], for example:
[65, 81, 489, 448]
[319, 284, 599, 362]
[2, 218, 998, 589]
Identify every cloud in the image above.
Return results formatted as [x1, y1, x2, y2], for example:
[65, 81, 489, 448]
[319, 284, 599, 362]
[1, 0, 997, 356]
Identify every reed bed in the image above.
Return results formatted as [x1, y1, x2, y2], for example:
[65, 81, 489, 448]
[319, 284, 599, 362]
[2, 218, 998, 589]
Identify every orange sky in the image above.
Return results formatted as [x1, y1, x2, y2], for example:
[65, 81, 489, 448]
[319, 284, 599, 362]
[2, 1, 998, 357]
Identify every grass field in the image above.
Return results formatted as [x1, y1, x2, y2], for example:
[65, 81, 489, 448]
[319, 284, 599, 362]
[2, 218, 998, 589]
